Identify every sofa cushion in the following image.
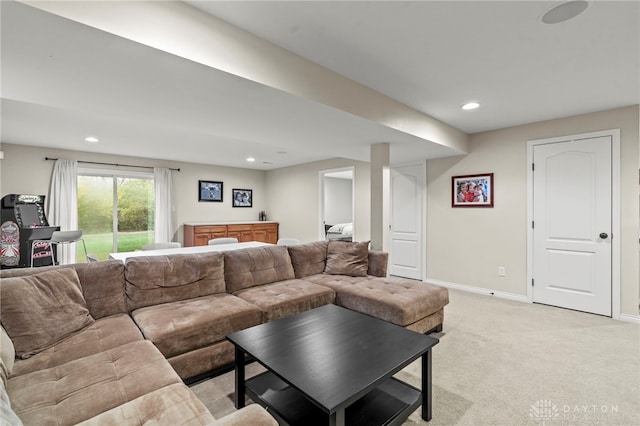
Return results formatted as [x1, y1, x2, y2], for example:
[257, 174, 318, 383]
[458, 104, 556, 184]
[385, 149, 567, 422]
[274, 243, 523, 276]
[77, 383, 215, 426]
[125, 252, 226, 311]
[324, 240, 369, 277]
[331, 277, 449, 327]
[72, 260, 128, 319]
[11, 314, 143, 377]
[224, 246, 295, 293]
[233, 279, 336, 322]
[0, 261, 128, 320]
[301, 273, 372, 289]
[287, 240, 328, 278]
[7, 340, 181, 425]
[131, 294, 262, 358]
[0, 268, 94, 359]
[167, 340, 236, 380]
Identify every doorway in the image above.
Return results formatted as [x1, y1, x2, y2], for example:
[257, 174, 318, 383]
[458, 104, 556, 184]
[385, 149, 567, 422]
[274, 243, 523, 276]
[320, 168, 354, 242]
[527, 130, 620, 317]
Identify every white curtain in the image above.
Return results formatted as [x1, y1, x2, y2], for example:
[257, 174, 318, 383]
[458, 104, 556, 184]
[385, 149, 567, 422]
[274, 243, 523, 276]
[47, 159, 78, 264]
[154, 167, 173, 243]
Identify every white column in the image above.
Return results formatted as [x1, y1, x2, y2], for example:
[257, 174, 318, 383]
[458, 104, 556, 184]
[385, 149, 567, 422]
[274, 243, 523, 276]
[370, 143, 390, 251]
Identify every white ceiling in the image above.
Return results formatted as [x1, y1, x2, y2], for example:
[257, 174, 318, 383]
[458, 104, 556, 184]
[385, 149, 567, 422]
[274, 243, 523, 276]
[189, 0, 639, 134]
[2, 1, 638, 170]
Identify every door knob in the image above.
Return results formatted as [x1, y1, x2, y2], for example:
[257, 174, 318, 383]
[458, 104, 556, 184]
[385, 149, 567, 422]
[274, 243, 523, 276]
[599, 233, 608, 239]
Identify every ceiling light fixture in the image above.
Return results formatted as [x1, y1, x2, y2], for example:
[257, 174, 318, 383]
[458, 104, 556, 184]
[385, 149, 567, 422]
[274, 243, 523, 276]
[246, 157, 256, 162]
[541, 1, 589, 24]
[462, 102, 480, 111]
[84, 136, 99, 143]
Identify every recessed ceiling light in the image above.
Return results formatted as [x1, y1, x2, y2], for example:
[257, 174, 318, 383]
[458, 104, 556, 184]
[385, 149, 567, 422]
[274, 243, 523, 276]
[462, 102, 480, 110]
[84, 136, 99, 143]
[246, 157, 256, 162]
[541, 1, 589, 24]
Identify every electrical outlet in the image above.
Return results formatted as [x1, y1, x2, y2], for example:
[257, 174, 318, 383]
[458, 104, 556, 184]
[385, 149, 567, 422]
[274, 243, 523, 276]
[498, 266, 506, 277]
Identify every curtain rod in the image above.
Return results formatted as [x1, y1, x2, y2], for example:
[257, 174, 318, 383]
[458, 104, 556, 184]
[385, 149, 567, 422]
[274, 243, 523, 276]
[45, 157, 180, 172]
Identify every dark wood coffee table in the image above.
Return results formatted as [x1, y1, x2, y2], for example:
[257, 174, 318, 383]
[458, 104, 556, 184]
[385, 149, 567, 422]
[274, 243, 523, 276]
[227, 304, 439, 426]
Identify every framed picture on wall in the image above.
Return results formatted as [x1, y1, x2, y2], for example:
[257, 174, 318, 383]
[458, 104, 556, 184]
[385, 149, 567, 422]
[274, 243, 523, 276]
[232, 189, 252, 207]
[452, 173, 494, 207]
[199, 180, 223, 202]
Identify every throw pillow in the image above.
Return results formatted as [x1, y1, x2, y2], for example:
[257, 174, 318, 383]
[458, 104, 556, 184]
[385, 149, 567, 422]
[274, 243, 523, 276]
[324, 240, 370, 277]
[0, 268, 94, 359]
[287, 241, 329, 278]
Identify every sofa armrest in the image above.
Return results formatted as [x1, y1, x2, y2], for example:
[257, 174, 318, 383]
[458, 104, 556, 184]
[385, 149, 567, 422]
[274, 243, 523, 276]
[212, 404, 277, 426]
[367, 251, 388, 277]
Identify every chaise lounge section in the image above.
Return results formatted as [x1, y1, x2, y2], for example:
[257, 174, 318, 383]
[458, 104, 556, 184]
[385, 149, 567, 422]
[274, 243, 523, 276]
[289, 240, 448, 333]
[0, 240, 448, 425]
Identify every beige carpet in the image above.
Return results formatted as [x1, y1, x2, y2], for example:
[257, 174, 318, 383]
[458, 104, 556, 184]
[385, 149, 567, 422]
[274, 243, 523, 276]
[190, 289, 640, 425]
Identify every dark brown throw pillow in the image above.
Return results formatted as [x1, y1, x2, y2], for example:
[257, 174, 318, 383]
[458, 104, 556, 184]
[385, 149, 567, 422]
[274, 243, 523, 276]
[0, 268, 94, 359]
[324, 240, 370, 277]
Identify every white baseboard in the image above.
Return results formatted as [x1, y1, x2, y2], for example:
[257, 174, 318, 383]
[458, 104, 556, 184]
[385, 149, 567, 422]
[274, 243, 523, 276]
[617, 313, 640, 324]
[427, 278, 640, 324]
[425, 278, 530, 303]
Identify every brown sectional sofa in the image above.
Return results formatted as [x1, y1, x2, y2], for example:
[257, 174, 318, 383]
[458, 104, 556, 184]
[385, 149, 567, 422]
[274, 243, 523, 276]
[0, 240, 448, 425]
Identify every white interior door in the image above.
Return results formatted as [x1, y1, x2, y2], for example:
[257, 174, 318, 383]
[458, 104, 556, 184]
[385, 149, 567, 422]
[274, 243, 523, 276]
[389, 164, 424, 279]
[532, 135, 612, 316]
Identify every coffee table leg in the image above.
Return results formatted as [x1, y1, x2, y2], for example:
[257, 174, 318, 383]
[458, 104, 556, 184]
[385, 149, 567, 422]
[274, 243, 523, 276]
[421, 349, 432, 421]
[329, 409, 345, 426]
[234, 345, 246, 409]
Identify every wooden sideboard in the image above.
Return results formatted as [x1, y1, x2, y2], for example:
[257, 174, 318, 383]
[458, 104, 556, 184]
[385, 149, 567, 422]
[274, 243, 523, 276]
[184, 222, 279, 246]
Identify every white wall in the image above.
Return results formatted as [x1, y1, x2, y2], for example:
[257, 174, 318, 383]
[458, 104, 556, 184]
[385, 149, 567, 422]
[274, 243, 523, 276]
[265, 158, 370, 243]
[324, 177, 352, 226]
[426, 105, 639, 318]
[0, 144, 266, 244]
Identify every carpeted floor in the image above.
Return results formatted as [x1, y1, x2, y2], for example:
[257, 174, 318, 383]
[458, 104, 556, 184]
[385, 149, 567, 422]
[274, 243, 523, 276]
[190, 289, 640, 425]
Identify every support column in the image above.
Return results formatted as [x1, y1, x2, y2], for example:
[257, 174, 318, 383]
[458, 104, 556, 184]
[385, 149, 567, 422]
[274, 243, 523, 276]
[370, 143, 390, 251]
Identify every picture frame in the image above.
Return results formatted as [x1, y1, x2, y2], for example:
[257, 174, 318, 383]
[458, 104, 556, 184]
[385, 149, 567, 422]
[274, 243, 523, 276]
[199, 180, 223, 202]
[232, 189, 252, 208]
[452, 173, 494, 208]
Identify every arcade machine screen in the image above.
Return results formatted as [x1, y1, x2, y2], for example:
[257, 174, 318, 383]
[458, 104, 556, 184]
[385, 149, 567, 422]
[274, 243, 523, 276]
[15, 203, 43, 228]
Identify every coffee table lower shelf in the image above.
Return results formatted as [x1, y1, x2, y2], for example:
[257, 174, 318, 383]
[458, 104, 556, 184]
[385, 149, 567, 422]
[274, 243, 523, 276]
[245, 371, 422, 426]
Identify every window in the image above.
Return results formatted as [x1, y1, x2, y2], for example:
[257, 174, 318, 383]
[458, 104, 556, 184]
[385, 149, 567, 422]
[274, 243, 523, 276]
[77, 170, 154, 261]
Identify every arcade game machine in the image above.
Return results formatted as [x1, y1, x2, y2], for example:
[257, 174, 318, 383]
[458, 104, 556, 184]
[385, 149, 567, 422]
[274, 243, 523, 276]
[0, 194, 59, 268]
